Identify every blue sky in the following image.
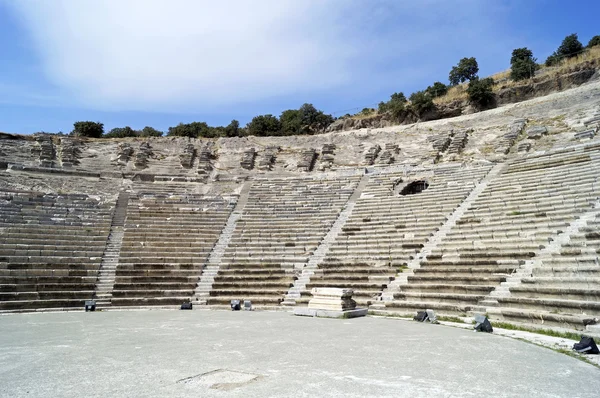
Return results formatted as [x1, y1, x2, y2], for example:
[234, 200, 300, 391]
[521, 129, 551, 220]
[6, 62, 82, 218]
[0, 0, 599, 135]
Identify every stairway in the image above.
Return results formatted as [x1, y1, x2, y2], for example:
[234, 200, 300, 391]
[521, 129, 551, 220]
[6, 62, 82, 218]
[281, 173, 370, 306]
[375, 162, 505, 305]
[94, 191, 129, 309]
[193, 181, 252, 305]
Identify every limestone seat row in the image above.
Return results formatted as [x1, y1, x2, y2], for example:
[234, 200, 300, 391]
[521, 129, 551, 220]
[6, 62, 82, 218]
[208, 176, 360, 307]
[0, 191, 113, 311]
[112, 188, 234, 307]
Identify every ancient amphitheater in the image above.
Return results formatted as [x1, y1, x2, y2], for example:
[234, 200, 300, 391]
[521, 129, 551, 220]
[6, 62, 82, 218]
[3, 78, 600, 397]
[2, 80, 600, 332]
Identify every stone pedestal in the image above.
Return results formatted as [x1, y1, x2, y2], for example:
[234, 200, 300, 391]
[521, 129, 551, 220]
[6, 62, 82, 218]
[294, 288, 367, 319]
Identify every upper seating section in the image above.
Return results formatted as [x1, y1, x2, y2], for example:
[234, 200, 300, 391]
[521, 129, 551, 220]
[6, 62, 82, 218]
[207, 176, 361, 306]
[0, 191, 113, 311]
[112, 186, 234, 307]
[307, 165, 492, 307]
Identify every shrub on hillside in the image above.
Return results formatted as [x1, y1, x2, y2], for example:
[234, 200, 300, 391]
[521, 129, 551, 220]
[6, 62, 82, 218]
[409, 91, 434, 117]
[224, 120, 241, 137]
[167, 122, 217, 138]
[466, 77, 495, 108]
[426, 82, 448, 98]
[449, 57, 479, 85]
[588, 35, 600, 48]
[246, 115, 281, 136]
[510, 47, 537, 81]
[71, 121, 104, 138]
[378, 92, 407, 120]
[546, 33, 584, 66]
[104, 126, 138, 138]
[140, 126, 163, 137]
[557, 33, 584, 58]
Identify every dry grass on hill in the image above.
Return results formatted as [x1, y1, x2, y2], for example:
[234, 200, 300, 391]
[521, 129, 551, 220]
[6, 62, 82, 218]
[350, 47, 600, 119]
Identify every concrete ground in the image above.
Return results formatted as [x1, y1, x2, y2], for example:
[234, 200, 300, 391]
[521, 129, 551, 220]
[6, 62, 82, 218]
[0, 310, 598, 398]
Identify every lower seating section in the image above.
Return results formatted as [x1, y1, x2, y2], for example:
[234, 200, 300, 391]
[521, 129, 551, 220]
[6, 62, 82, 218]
[496, 209, 600, 329]
[305, 165, 492, 307]
[112, 189, 234, 306]
[0, 191, 113, 311]
[207, 176, 360, 306]
[383, 144, 600, 320]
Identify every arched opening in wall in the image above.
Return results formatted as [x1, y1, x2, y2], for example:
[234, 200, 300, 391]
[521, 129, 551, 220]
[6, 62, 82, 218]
[399, 180, 429, 196]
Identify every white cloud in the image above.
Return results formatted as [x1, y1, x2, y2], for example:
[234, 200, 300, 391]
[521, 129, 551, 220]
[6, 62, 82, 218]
[6, 0, 518, 113]
[8, 0, 360, 111]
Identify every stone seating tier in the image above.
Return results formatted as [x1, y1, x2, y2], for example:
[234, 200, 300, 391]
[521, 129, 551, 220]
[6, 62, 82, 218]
[208, 176, 361, 306]
[112, 193, 234, 307]
[0, 191, 113, 311]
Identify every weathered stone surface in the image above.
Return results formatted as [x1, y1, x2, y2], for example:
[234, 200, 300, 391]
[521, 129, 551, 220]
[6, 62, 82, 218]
[575, 130, 595, 140]
[297, 148, 317, 172]
[134, 142, 153, 169]
[197, 143, 215, 175]
[495, 119, 527, 154]
[364, 145, 381, 165]
[32, 134, 56, 168]
[179, 144, 196, 168]
[257, 146, 280, 171]
[517, 141, 532, 153]
[58, 137, 81, 167]
[240, 148, 256, 170]
[116, 142, 134, 165]
[378, 143, 399, 165]
[447, 130, 469, 154]
[308, 287, 357, 311]
[526, 126, 548, 139]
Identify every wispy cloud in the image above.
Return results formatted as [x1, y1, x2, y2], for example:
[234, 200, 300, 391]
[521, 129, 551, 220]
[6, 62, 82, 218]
[6, 0, 518, 113]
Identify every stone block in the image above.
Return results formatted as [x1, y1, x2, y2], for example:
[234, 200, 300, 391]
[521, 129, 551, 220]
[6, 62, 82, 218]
[526, 126, 548, 139]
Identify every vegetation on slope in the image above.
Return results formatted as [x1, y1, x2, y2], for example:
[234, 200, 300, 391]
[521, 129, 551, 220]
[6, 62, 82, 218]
[53, 32, 600, 139]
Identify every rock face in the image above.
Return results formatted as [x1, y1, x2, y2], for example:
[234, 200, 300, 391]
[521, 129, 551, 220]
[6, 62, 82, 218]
[495, 119, 527, 154]
[179, 144, 196, 168]
[297, 148, 317, 172]
[116, 143, 134, 165]
[257, 146, 280, 171]
[378, 143, 400, 165]
[364, 145, 381, 165]
[58, 137, 81, 167]
[134, 142, 153, 169]
[428, 132, 452, 152]
[318, 144, 336, 171]
[447, 130, 469, 154]
[32, 134, 55, 168]
[197, 143, 215, 176]
[240, 148, 256, 170]
[517, 140, 532, 153]
[526, 126, 548, 139]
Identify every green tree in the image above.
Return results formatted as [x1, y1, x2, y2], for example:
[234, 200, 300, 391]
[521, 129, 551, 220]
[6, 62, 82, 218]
[510, 47, 537, 81]
[557, 33, 583, 58]
[246, 114, 281, 136]
[104, 126, 138, 138]
[449, 57, 479, 85]
[71, 121, 104, 138]
[545, 52, 560, 66]
[588, 35, 600, 48]
[466, 77, 495, 108]
[409, 91, 434, 117]
[167, 122, 214, 138]
[299, 103, 334, 133]
[224, 120, 241, 137]
[280, 109, 302, 135]
[378, 92, 407, 114]
[426, 82, 448, 98]
[140, 126, 163, 137]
